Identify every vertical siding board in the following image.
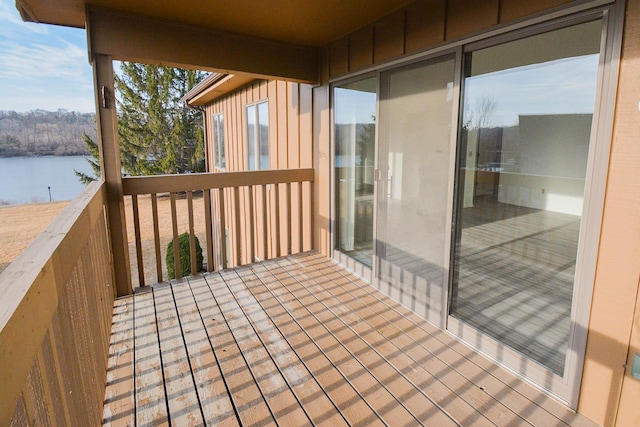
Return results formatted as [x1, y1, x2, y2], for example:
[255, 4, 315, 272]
[313, 85, 330, 255]
[277, 80, 289, 169]
[51, 311, 82, 425]
[24, 360, 51, 427]
[299, 85, 313, 169]
[288, 83, 300, 169]
[42, 330, 71, 426]
[9, 395, 28, 427]
[445, 0, 500, 40]
[405, 0, 446, 53]
[288, 84, 301, 252]
[349, 26, 374, 72]
[268, 80, 279, 170]
[329, 38, 350, 78]
[374, 9, 406, 64]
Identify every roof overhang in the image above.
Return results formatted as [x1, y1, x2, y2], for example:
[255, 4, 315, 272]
[15, 0, 416, 46]
[15, 0, 417, 83]
[181, 73, 257, 107]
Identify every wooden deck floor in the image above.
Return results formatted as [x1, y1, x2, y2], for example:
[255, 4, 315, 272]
[102, 252, 595, 426]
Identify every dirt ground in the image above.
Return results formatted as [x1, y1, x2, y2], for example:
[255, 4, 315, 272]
[0, 201, 70, 274]
[123, 194, 207, 287]
[0, 195, 207, 286]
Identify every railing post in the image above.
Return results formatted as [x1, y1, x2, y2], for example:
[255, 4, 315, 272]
[92, 53, 133, 296]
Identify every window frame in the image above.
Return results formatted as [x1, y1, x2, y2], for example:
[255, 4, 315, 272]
[245, 100, 270, 171]
[212, 113, 225, 171]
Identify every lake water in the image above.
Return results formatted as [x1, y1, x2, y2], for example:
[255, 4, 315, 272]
[0, 156, 95, 205]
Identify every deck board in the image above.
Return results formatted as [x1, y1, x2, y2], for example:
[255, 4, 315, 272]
[103, 252, 597, 426]
[132, 289, 169, 426]
[171, 279, 238, 426]
[102, 299, 135, 426]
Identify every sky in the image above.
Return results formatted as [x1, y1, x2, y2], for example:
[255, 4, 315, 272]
[0, 0, 95, 113]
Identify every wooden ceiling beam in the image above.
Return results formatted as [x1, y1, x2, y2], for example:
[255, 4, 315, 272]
[86, 6, 319, 84]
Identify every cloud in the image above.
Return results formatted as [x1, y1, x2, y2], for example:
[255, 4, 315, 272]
[0, 0, 48, 36]
[0, 38, 89, 80]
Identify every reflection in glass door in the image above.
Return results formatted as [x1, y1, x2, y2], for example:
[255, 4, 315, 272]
[450, 20, 603, 376]
[377, 56, 456, 324]
[334, 78, 377, 266]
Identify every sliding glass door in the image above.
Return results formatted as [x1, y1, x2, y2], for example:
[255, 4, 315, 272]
[449, 20, 603, 377]
[376, 56, 456, 324]
[331, 12, 611, 406]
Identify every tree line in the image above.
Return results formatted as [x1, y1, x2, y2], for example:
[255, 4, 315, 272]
[0, 109, 96, 157]
[76, 63, 206, 183]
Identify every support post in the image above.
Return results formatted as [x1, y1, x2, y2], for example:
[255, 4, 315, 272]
[92, 53, 133, 296]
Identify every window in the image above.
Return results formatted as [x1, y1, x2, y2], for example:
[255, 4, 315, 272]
[212, 113, 225, 170]
[246, 101, 269, 170]
[334, 77, 377, 267]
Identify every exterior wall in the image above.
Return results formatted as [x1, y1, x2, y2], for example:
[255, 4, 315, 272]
[579, 0, 640, 424]
[314, 0, 640, 425]
[203, 80, 313, 266]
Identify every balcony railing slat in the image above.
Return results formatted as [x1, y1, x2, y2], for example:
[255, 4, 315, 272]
[248, 185, 256, 263]
[187, 191, 197, 276]
[233, 186, 242, 266]
[170, 192, 181, 280]
[151, 194, 163, 282]
[274, 183, 281, 258]
[298, 182, 303, 253]
[286, 182, 292, 255]
[218, 187, 228, 270]
[261, 185, 268, 260]
[204, 189, 214, 272]
[132, 194, 145, 287]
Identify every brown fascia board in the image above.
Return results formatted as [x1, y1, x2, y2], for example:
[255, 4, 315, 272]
[183, 73, 257, 107]
[15, 0, 38, 23]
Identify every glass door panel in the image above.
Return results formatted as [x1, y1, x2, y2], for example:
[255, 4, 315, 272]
[450, 20, 602, 375]
[334, 78, 377, 266]
[377, 56, 456, 324]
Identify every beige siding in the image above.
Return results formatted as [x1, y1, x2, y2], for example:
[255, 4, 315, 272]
[579, 0, 640, 425]
[204, 80, 313, 265]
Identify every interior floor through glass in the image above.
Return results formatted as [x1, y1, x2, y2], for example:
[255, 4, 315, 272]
[452, 196, 579, 375]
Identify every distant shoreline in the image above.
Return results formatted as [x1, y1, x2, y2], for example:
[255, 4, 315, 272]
[0, 152, 89, 158]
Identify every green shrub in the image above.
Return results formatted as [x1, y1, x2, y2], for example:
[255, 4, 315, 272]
[166, 232, 203, 279]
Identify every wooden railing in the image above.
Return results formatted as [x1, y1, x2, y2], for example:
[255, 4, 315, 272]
[0, 181, 115, 425]
[122, 168, 314, 287]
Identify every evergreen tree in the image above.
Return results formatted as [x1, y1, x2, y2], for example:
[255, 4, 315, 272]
[115, 63, 206, 176]
[74, 133, 101, 184]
